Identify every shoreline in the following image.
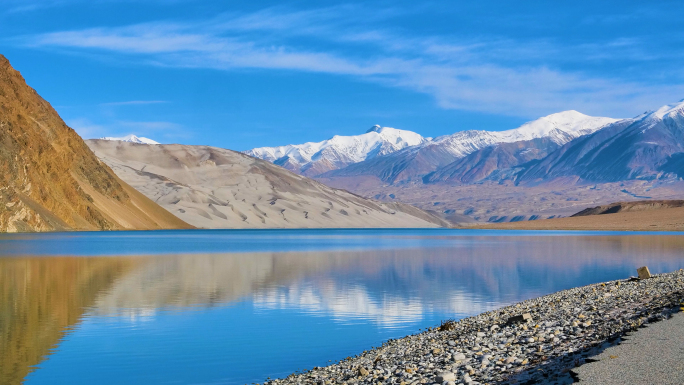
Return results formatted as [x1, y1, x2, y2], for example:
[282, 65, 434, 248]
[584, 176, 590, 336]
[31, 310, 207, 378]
[264, 269, 684, 385]
[472, 206, 684, 232]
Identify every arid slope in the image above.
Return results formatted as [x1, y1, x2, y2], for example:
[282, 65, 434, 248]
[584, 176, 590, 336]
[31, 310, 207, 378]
[572, 200, 684, 216]
[0, 55, 191, 232]
[86, 140, 449, 228]
[479, 201, 684, 231]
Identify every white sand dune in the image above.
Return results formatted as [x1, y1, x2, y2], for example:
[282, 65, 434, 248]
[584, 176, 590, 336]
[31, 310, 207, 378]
[86, 140, 448, 229]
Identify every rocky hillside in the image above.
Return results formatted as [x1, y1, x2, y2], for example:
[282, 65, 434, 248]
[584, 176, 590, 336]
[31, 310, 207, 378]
[424, 137, 561, 184]
[571, 200, 684, 216]
[0, 55, 191, 232]
[86, 140, 450, 229]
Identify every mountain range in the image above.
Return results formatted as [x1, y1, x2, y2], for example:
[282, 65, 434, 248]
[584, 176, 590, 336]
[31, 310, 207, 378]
[248, 111, 616, 184]
[97, 100, 684, 225]
[90, 99, 684, 225]
[4, 50, 684, 231]
[249, 102, 684, 223]
[0, 54, 442, 232]
[516, 100, 684, 184]
[245, 125, 428, 177]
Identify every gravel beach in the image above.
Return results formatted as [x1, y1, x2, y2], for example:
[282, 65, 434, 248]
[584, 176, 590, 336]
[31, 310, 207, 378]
[264, 269, 684, 385]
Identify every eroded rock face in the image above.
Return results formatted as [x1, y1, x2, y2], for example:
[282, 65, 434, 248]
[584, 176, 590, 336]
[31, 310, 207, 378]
[0, 55, 190, 232]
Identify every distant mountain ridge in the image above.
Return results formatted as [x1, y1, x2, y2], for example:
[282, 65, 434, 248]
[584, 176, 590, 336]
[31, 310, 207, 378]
[321, 110, 617, 184]
[516, 99, 684, 184]
[425, 101, 684, 187]
[311, 100, 684, 225]
[246, 111, 616, 184]
[245, 125, 428, 177]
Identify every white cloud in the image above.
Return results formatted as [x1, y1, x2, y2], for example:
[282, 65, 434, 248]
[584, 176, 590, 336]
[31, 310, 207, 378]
[252, 281, 501, 329]
[13, 7, 684, 119]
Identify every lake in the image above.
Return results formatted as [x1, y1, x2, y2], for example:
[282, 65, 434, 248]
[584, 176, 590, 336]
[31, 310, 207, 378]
[2, 229, 683, 384]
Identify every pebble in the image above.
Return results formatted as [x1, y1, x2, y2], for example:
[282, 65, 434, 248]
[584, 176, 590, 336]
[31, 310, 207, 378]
[259, 270, 684, 385]
[452, 352, 466, 361]
[435, 372, 455, 382]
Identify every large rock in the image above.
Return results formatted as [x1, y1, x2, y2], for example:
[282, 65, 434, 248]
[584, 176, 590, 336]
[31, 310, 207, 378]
[637, 266, 652, 279]
[507, 313, 532, 324]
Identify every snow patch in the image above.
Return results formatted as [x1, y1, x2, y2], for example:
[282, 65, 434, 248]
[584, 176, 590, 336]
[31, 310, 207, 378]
[648, 99, 684, 121]
[100, 134, 160, 145]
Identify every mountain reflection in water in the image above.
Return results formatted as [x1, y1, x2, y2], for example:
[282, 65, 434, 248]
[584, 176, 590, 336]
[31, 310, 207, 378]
[1, 231, 683, 385]
[0, 257, 138, 385]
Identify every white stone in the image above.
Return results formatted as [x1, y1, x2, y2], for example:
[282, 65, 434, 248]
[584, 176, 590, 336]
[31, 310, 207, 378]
[435, 372, 456, 382]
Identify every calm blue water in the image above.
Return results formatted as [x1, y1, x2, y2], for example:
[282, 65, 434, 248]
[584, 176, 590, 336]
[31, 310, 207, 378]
[1, 229, 683, 385]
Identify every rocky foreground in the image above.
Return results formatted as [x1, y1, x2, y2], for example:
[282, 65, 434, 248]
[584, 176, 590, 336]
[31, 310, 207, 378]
[265, 269, 684, 385]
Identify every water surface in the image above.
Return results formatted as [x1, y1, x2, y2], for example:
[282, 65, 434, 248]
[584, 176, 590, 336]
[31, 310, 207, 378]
[1, 229, 683, 384]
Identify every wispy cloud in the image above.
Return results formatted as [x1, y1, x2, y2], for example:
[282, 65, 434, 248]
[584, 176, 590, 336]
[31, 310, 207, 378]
[118, 120, 182, 131]
[67, 117, 108, 138]
[13, 5, 684, 118]
[4, 0, 194, 14]
[99, 100, 169, 106]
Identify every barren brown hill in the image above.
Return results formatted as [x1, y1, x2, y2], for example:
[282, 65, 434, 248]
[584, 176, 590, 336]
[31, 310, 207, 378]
[0, 55, 191, 232]
[479, 201, 684, 231]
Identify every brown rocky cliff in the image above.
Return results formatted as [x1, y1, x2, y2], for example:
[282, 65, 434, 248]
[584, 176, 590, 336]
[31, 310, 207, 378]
[0, 54, 192, 232]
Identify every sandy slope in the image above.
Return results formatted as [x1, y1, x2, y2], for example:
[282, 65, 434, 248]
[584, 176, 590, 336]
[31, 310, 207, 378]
[86, 140, 448, 229]
[478, 205, 684, 231]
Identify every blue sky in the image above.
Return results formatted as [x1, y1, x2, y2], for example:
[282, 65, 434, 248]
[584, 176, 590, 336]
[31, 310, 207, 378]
[2, 0, 683, 150]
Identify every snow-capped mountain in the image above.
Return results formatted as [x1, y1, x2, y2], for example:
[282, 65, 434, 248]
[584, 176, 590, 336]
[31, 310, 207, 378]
[99, 134, 159, 145]
[423, 110, 617, 159]
[323, 111, 617, 183]
[425, 137, 563, 185]
[245, 125, 429, 176]
[517, 99, 684, 183]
